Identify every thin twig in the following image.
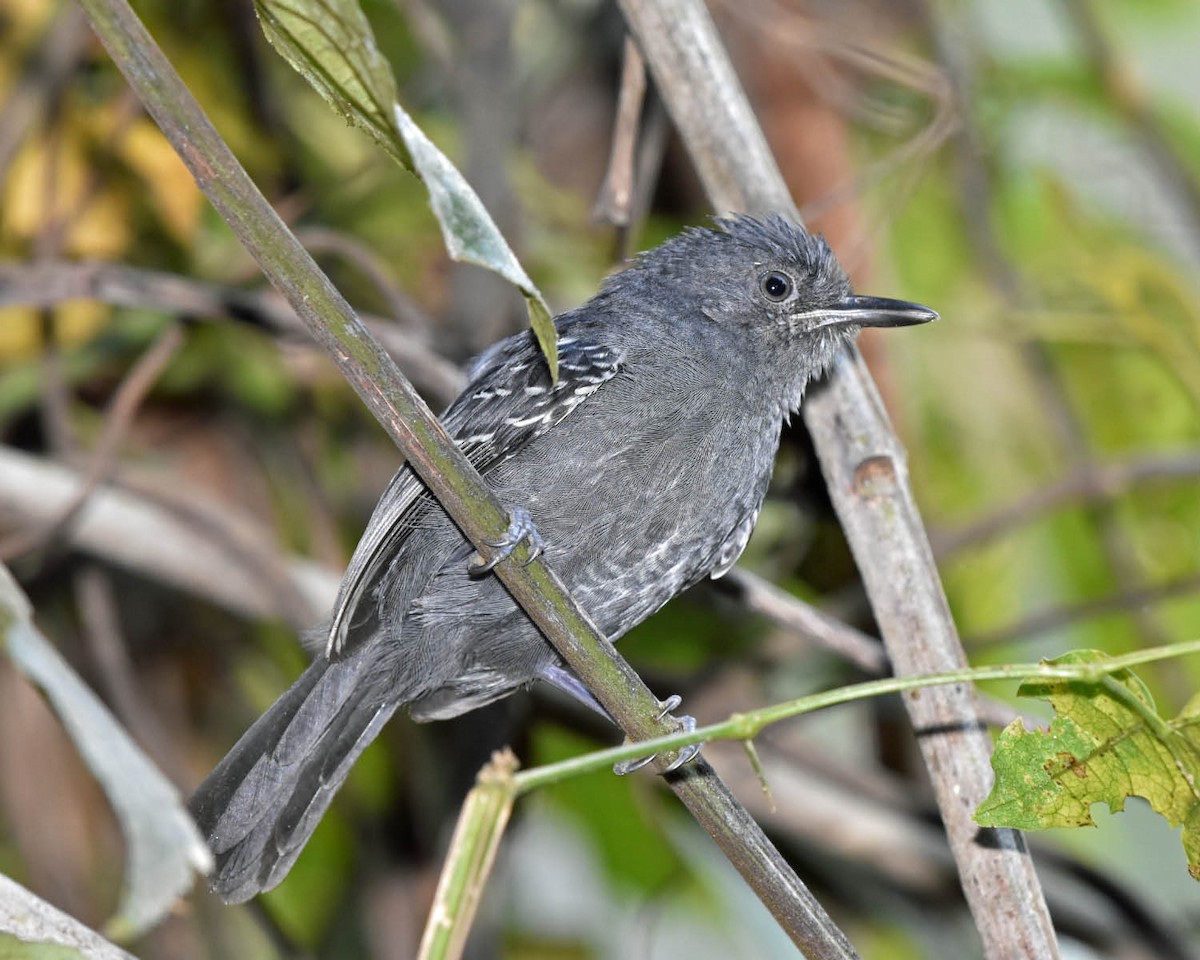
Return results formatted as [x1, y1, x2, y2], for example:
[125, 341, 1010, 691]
[0, 323, 185, 561]
[715, 568, 888, 674]
[709, 571, 1021, 729]
[0, 259, 466, 404]
[592, 36, 647, 229]
[295, 226, 435, 336]
[715, 0, 958, 237]
[967, 572, 1200, 651]
[933, 450, 1200, 558]
[0, 5, 91, 183]
[74, 567, 183, 779]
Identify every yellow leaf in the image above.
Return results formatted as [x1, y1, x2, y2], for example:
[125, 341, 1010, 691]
[114, 118, 203, 244]
[0, 303, 111, 362]
[4, 132, 132, 257]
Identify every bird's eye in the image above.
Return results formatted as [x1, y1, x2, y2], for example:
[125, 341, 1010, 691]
[760, 271, 793, 302]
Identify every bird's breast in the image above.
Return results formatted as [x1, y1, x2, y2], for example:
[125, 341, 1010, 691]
[487, 392, 782, 637]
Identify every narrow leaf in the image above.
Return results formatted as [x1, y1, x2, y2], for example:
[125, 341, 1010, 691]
[391, 105, 557, 377]
[0, 875, 136, 959]
[254, 0, 557, 378]
[0, 565, 212, 939]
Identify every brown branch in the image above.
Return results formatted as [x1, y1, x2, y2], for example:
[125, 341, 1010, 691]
[711, 571, 1020, 730]
[592, 36, 647, 230]
[715, 568, 888, 674]
[294, 226, 435, 337]
[73, 567, 184, 781]
[618, 2, 1059, 957]
[0, 259, 466, 404]
[0, 6, 91, 183]
[934, 451, 1200, 558]
[966, 573, 1200, 652]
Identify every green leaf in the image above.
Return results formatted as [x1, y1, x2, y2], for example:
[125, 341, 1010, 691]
[253, 0, 558, 378]
[254, 0, 411, 170]
[0, 565, 212, 939]
[976, 649, 1200, 880]
[391, 107, 558, 378]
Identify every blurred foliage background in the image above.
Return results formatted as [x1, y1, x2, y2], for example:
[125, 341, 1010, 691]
[2, 0, 1199, 958]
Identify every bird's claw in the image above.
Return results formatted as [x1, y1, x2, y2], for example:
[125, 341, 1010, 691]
[612, 695, 702, 775]
[468, 507, 545, 577]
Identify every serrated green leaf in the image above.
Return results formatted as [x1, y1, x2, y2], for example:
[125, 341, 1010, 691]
[253, 0, 557, 379]
[976, 649, 1200, 880]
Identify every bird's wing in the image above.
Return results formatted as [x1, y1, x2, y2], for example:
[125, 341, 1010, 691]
[708, 503, 763, 580]
[327, 333, 624, 655]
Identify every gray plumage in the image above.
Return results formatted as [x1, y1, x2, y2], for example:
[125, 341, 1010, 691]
[190, 214, 934, 902]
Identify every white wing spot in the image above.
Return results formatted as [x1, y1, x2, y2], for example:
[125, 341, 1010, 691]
[507, 411, 553, 428]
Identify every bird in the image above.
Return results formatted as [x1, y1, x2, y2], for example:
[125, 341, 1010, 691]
[190, 214, 936, 902]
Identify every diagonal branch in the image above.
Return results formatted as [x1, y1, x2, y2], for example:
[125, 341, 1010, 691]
[73, 0, 851, 955]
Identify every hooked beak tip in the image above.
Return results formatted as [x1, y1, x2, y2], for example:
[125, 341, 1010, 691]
[828, 295, 938, 328]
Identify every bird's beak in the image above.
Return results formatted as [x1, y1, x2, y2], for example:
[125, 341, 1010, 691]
[824, 295, 938, 328]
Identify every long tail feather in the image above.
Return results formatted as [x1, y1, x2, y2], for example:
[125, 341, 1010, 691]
[190, 647, 398, 903]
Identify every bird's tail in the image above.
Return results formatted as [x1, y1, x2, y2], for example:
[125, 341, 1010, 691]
[190, 645, 398, 903]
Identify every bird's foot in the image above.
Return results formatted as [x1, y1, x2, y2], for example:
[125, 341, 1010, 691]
[468, 507, 545, 577]
[612, 694, 703, 775]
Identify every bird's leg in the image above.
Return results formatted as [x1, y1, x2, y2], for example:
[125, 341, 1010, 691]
[538, 664, 702, 775]
[612, 694, 702, 776]
[467, 506, 545, 577]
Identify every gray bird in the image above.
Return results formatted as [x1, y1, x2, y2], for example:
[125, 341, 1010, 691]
[190, 214, 935, 902]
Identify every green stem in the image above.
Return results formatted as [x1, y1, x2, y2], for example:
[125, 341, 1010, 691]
[515, 640, 1200, 793]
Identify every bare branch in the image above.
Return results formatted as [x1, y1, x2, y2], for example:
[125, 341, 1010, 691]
[934, 451, 1200, 558]
[0, 322, 184, 561]
[0, 444, 336, 625]
[716, 568, 887, 674]
[618, 1, 1059, 956]
[967, 573, 1200, 651]
[592, 36, 647, 229]
[0, 259, 466, 405]
[295, 226, 436, 337]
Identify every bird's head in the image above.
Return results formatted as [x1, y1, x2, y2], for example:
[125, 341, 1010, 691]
[612, 214, 936, 410]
